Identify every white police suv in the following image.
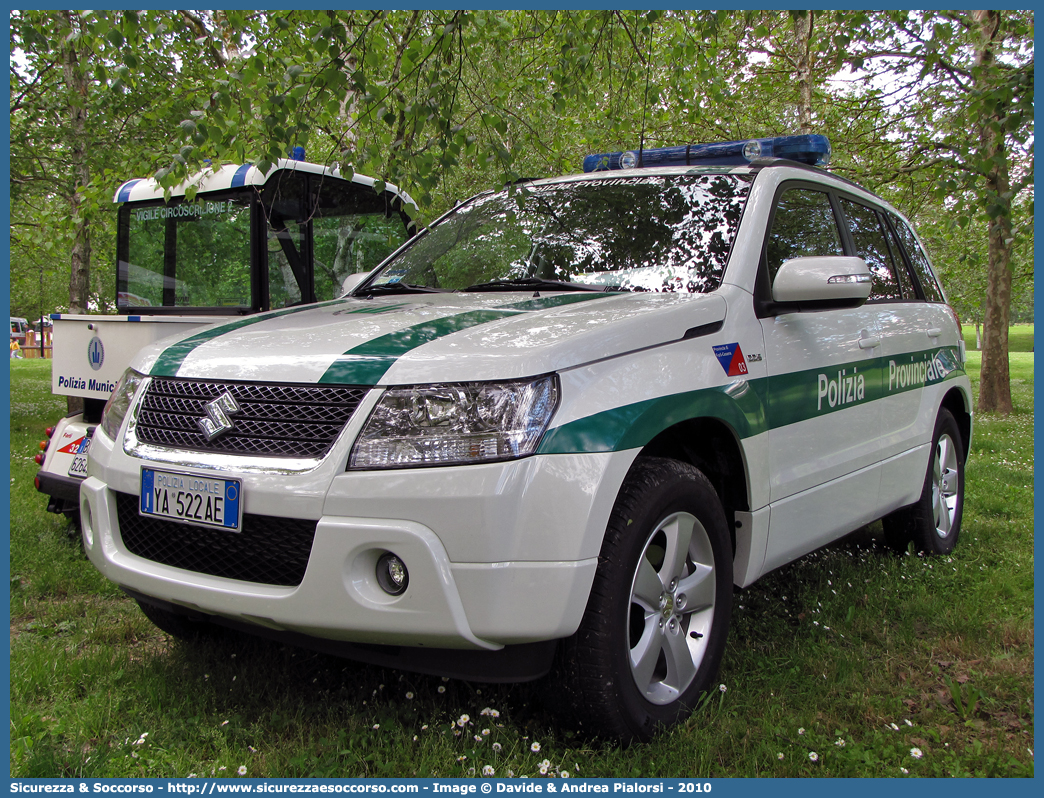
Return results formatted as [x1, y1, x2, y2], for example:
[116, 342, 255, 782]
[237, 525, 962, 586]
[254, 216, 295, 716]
[81, 135, 971, 742]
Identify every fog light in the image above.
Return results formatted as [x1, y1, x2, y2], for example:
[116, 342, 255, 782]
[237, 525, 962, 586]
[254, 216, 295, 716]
[376, 553, 409, 596]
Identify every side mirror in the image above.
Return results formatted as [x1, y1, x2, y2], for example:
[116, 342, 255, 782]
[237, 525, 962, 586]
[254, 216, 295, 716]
[341, 271, 371, 295]
[772, 256, 872, 306]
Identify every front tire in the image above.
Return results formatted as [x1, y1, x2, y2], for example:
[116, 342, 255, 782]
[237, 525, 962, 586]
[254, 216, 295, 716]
[884, 408, 965, 555]
[557, 457, 733, 743]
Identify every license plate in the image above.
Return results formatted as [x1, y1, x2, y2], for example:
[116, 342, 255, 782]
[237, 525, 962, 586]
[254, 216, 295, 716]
[139, 467, 242, 532]
[67, 430, 93, 478]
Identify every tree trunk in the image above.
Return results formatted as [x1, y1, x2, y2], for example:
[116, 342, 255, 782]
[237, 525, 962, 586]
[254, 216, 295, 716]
[792, 11, 814, 134]
[974, 10, 1013, 415]
[60, 10, 91, 316]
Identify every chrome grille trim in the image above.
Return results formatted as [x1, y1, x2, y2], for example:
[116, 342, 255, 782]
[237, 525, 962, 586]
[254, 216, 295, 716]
[128, 377, 367, 460]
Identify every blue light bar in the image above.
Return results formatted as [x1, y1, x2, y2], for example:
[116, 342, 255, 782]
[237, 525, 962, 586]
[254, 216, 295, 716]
[583, 134, 831, 172]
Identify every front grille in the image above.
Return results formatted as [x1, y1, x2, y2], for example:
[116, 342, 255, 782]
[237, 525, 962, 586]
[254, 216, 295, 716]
[135, 378, 367, 458]
[115, 491, 317, 586]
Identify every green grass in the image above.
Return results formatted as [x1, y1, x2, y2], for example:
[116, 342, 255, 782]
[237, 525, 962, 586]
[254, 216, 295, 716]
[9, 343, 1034, 778]
[964, 322, 1033, 354]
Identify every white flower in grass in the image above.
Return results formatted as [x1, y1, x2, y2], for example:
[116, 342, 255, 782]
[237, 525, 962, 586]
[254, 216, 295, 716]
[406, 692, 414, 700]
[187, 774, 197, 779]
[221, 720, 229, 727]
[457, 755, 468, 762]
[900, 767, 909, 774]
[531, 741, 541, 753]
[482, 729, 490, 736]
[561, 771, 570, 778]
[777, 753, 784, 760]
[889, 723, 900, 731]
[808, 752, 819, 762]
[372, 724, 380, 730]
[798, 728, 806, 735]
[483, 766, 496, 777]
[719, 684, 726, 693]
[474, 735, 483, 742]
[458, 714, 471, 727]
[237, 766, 247, 776]
[422, 725, 428, 731]
[493, 743, 502, 752]
[835, 738, 845, 747]
[438, 686, 446, 694]
[910, 747, 923, 759]
[539, 763, 549, 775]
[904, 719, 913, 727]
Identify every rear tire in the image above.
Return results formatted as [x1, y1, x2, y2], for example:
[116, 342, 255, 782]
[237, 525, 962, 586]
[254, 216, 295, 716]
[884, 408, 965, 555]
[557, 457, 733, 744]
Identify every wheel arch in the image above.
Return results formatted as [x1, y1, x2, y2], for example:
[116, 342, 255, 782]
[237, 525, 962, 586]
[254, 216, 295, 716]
[941, 386, 972, 461]
[637, 416, 751, 555]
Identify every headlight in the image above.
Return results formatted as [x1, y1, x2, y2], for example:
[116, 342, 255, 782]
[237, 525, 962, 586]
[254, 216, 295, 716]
[349, 375, 559, 469]
[100, 369, 145, 441]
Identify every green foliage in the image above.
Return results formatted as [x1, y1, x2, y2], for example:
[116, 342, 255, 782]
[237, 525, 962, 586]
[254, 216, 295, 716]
[8, 11, 1034, 331]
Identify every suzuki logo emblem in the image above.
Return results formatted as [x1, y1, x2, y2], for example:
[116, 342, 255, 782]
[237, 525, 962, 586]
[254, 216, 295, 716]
[198, 391, 241, 441]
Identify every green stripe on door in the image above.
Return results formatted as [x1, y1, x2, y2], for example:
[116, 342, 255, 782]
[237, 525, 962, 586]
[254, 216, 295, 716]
[538, 380, 771, 454]
[539, 347, 964, 455]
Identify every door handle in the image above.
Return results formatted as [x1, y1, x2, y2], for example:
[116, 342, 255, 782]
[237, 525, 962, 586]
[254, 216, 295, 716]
[858, 336, 881, 349]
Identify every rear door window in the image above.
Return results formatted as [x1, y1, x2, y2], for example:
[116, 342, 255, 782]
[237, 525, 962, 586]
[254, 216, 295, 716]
[888, 214, 945, 302]
[839, 198, 903, 301]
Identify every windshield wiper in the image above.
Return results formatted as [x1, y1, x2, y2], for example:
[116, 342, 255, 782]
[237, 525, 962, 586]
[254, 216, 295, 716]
[462, 277, 604, 293]
[357, 282, 449, 296]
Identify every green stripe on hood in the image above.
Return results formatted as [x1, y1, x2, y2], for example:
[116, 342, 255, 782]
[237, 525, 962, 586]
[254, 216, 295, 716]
[319, 293, 612, 385]
[150, 299, 353, 377]
[319, 309, 522, 385]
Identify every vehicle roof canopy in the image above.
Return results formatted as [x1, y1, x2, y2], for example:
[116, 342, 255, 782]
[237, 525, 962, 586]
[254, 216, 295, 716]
[113, 158, 415, 209]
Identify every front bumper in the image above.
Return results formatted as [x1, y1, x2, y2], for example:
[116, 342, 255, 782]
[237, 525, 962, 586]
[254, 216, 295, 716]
[80, 434, 635, 656]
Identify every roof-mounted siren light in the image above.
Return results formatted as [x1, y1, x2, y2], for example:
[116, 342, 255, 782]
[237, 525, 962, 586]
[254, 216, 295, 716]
[290, 146, 306, 161]
[582, 134, 831, 172]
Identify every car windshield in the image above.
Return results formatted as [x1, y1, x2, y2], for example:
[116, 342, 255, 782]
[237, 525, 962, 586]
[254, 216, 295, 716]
[367, 173, 752, 293]
[118, 193, 254, 309]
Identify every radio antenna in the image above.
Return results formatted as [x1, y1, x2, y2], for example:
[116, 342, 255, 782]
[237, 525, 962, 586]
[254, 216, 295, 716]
[637, 14, 653, 168]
